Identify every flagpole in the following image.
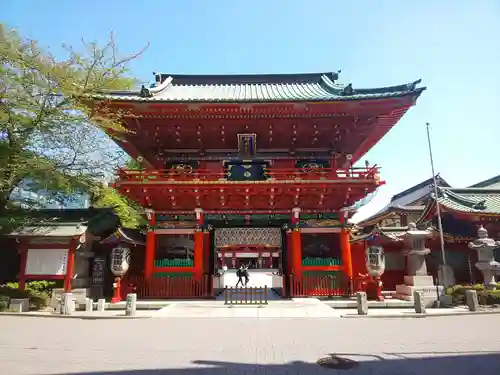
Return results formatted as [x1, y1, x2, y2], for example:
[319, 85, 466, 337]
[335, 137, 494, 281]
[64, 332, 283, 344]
[425, 122, 447, 283]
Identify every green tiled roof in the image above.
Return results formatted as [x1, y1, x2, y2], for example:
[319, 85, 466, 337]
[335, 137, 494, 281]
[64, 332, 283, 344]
[436, 188, 500, 214]
[93, 72, 425, 103]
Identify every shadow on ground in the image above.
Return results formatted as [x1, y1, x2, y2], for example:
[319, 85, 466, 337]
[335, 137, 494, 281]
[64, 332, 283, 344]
[44, 351, 500, 375]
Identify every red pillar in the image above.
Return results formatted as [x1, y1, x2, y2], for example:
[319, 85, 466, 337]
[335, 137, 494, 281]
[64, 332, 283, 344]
[64, 238, 77, 292]
[18, 240, 28, 291]
[203, 231, 211, 275]
[291, 208, 302, 278]
[193, 208, 204, 282]
[340, 211, 353, 290]
[144, 210, 156, 278]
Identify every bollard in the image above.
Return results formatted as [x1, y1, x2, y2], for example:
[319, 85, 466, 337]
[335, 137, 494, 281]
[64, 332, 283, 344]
[60, 293, 73, 315]
[85, 298, 93, 312]
[356, 292, 368, 315]
[97, 298, 106, 312]
[413, 291, 426, 314]
[125, 293, 137, 316]
[9, 298, 29, 313]
[465, 290, 479, 312]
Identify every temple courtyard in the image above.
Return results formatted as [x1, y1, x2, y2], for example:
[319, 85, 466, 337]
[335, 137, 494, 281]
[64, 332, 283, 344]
[0, 314, 499, 375]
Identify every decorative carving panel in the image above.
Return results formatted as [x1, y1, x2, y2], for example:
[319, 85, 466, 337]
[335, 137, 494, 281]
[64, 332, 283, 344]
[214, 228, 282, 248]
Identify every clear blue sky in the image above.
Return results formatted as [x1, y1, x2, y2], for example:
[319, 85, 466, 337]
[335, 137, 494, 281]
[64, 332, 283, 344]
[3, 0, 500, 220]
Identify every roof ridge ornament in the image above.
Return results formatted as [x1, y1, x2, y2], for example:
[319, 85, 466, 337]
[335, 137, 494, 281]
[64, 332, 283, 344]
[407, 79, 422, 91]
[139, 76, 174, 98]
[342, 83, 354, 96]
[139, 85, 151, 98]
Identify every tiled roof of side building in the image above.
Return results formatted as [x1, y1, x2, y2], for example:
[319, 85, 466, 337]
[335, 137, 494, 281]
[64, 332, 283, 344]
[356, 175, 449, 226]
[390, 175, 450, 202]
[434, 187, 500, 215]
[468, 174, 500, 188]
[92, 72, 425, 103]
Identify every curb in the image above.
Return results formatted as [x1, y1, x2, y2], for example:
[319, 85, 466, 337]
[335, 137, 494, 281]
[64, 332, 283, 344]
[340, 310, 500, 319]
[0, 312, 152, 320]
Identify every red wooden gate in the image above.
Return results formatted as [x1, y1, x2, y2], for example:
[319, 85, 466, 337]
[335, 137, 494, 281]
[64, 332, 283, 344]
[289, 275, 350, 297]
[125, 275, 211, 299]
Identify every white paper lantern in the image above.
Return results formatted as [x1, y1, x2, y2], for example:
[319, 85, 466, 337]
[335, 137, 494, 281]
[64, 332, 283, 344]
[365, 246, 385, 277]
[110, 247, 131, 277]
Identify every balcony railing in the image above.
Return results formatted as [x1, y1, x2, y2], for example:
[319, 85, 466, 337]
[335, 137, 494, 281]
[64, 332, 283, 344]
[117, 166, 380, 184]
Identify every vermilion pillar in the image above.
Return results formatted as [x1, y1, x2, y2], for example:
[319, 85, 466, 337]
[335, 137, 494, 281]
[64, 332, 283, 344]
[144, 210, 156, 278]
[193, 208, 204, 281]
[340, 211, 353, 284]
[291, 208, 302, 278]
[18, 240, 28, 291]
[64, 238, 78, 292]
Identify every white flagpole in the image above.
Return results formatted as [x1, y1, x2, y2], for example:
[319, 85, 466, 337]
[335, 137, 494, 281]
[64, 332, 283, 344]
[425, 122, 447, 282]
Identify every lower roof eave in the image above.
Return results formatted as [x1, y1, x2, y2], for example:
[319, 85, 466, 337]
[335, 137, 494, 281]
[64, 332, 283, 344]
[8, 225, 88, 238]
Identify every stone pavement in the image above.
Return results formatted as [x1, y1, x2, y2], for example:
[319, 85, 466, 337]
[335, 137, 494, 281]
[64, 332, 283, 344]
[3, 299, 500, 319]
[155, 298, 340, 318]
[1, 314, 500, 374]
[0, 310, 154, 319]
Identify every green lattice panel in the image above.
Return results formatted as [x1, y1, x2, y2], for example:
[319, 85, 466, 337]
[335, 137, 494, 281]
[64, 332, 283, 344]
[153, 272, 193, 278]
[302, 258, 341, 266]
[154, 259, 194, 267]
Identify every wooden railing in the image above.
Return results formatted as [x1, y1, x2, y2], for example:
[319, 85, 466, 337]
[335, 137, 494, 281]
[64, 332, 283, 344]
[289, 274, 351, 297]
[126, 275, 211, 299]
[117, 166, 380, 183]
[224, 286, 268, 306]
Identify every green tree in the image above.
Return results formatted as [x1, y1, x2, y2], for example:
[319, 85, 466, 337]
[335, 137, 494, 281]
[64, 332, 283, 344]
[0, 25, 148, 230]
[90, 184, 145, 229]
[90, 158, 146, 229]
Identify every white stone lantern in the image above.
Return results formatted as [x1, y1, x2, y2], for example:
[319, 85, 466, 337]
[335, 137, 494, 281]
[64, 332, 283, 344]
[468, 226, 500, 289]
[403, 223, 432, 283]
[395, 223, 442, 304]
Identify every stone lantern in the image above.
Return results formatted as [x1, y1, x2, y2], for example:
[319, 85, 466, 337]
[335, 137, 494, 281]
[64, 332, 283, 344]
[395, 223, 442, 304]
[468, 226, 500, 289]
[403, 223, 432, 283]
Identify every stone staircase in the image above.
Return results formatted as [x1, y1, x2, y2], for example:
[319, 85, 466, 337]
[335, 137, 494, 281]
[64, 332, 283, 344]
[215, 269, 283, 301]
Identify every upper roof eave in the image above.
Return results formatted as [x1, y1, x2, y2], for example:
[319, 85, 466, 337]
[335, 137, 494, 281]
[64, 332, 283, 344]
[89, 72, 425, 104]
[91, 88, 425, 105]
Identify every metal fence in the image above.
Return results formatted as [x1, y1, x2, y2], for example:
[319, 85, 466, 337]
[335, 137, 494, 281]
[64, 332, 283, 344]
[224, 286, 268, 307]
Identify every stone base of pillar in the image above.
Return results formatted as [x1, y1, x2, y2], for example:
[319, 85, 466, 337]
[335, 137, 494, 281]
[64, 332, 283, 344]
[395, 276, 443, 307]
[404, 275, 435, 286]
[438, 265, 456, 287]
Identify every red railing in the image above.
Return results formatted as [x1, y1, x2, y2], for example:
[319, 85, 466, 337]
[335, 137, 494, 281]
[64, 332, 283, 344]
[117, 166, 380, 183]
[126, 275, 211, 299]
[289, 274, 351, 297]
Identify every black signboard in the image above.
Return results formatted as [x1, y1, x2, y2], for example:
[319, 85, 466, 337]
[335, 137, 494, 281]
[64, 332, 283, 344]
[91, 255, 106, 286]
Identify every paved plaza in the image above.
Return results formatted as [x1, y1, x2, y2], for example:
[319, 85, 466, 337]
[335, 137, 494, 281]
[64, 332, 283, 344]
[1, 314, 500, 375]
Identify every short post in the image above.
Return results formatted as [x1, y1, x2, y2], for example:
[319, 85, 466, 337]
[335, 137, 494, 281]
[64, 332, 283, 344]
[465, 290, 479, 312]
[125, 293, 137, 316]
[85, 298, 93, 312]
[60, 292, 73, 315]
[413, 291, 426, 314]
[356, 292, 368, 315]
[9, 298, 29, 313]
[97, 298, 106, 312]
